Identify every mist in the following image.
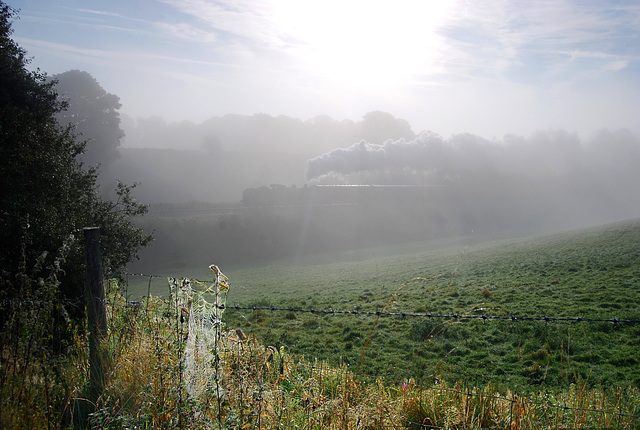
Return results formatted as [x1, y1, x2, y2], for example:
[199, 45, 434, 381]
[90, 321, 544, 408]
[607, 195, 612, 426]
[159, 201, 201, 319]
[119, 112, 640, 272]
[100, 112, 414, 204]
[306, 129, 639, 185]
[302, 128, 640, 230]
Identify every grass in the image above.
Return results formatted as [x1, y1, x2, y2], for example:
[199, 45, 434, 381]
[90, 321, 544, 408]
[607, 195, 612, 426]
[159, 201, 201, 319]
[2, 243, 640, 428]
[123, 219, 640, 394]
[91, 295, 640, 429]
[202, 218, 640, 393]
[99, 217, 640, 426]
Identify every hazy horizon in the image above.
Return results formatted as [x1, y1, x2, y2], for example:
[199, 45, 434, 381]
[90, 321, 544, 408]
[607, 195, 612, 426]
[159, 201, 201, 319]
[9, 0, 640, 141]
[7, 0, 640, 241]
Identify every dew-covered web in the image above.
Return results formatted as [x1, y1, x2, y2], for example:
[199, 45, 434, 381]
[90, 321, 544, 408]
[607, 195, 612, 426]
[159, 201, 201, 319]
[169, 265, 229, 400]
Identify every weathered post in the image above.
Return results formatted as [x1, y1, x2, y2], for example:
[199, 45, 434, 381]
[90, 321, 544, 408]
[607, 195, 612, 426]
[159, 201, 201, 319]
[84, 227, 107, 403]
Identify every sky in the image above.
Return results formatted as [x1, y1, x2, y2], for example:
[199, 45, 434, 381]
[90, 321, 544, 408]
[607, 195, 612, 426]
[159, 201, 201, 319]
[8, 0, 640, 141]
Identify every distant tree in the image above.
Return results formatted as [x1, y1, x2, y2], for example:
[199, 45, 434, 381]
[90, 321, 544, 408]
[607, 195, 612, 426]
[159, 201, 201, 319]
[359, 111, 415, 145]
[52, 69, 124, 167]
[0, 3, 151, 317]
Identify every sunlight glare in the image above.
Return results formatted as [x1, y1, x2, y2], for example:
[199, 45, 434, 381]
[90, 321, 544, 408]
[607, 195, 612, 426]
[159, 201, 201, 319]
[270, 0, 454, 90]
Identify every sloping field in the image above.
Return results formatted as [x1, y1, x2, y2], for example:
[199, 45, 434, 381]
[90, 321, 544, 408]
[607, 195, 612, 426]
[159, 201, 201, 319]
[216, 218, 640, 393]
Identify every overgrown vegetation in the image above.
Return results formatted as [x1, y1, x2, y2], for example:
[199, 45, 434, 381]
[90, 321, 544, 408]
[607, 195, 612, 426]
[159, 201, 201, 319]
[122, 219, 640, 397]
[2, 2, 639, 426]
[0, 4, 151, 426]
[0, 0, 151, 363]
[2, 268, 638, 429]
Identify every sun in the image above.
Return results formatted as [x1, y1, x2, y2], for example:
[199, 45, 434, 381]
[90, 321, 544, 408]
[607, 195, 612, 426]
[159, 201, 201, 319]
[270, 0, 454, 90]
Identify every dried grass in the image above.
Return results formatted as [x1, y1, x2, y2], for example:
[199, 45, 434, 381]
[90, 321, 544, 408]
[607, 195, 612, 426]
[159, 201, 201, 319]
[2, 282, 639, 429]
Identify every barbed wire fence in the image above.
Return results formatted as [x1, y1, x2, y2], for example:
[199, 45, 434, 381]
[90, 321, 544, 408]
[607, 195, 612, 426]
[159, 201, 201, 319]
[2, 267, 639, 428]
[5, 294, 639, 326]
[110, 272, 640, 327]
[114, 271, 640, 427]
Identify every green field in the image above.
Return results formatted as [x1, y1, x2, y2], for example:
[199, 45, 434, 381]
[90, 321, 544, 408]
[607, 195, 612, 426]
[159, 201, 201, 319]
[126, 218, 640, 394]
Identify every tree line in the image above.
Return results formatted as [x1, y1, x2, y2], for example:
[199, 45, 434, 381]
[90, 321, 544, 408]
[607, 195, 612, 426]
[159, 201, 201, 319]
[0, 2, 151, 351]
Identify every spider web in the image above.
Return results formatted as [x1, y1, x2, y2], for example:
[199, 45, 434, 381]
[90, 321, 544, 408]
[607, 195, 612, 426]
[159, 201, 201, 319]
[170, 265, 229, 400]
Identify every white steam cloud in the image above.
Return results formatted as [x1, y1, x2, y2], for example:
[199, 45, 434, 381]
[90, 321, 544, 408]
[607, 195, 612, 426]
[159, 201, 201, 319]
[303, 128, 640, 228]
[305, 129, 640, 185]
[305, 131, 445, 181]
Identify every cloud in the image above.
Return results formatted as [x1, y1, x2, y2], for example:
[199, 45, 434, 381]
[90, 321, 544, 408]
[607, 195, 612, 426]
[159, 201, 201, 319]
[605, 60, 629, 71]
[15, 37, 128, 66]
[14, 37, 232, 72]
[158, 0, 279, 48]
[13, 0, 640, 136]
[156, 22, 218, 43]
[75, 8, 129, 19]
[439, 0, 640, 84]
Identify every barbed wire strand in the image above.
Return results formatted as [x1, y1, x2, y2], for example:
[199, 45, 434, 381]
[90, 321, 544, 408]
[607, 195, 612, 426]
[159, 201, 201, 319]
[120, 272, 640, 325]
[6, 296, 638, 326]
[107, 273, 640, 424]
[219, 303, 640, 324]
[5, 273, 637, 424]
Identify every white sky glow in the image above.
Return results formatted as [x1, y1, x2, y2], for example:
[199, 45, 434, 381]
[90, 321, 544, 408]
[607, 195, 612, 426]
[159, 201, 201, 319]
[8, 0, 640, 141]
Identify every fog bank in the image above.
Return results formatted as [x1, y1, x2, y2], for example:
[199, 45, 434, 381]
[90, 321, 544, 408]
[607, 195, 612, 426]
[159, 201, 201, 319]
[306, 129, 640, 186]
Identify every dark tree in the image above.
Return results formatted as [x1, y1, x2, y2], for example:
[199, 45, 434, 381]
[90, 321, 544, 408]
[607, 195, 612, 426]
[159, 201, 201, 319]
[0, 3, 151, 310]
[52, 69, 124, 168]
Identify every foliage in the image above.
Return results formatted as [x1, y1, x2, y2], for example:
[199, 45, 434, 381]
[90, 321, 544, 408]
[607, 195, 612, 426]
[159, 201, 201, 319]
[0, 2, 151, 305]
[0, 238, 88, 429]
[52, 69, 124, 168]
[0, 11, 152, 412]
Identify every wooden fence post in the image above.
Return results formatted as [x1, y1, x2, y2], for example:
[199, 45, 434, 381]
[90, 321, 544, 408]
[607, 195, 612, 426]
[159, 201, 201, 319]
[84, 227, 107, 403]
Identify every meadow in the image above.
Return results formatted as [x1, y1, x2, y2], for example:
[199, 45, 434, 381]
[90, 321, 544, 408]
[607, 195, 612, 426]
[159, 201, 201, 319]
[3, 218, 640, 428]
[128, 218, 640, 395]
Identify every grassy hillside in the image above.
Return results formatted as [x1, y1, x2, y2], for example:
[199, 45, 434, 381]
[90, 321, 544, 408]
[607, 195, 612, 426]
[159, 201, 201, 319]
[4, 219, 639, 428]
[209, 218, 640, 393]
[7, 288, 637, 429]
